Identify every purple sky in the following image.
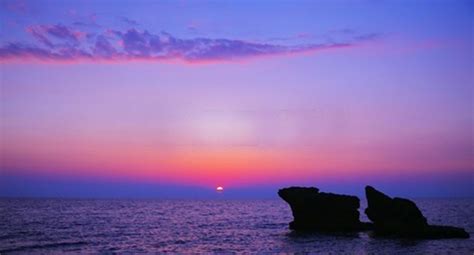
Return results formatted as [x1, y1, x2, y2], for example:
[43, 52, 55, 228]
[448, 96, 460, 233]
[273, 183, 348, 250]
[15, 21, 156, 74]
[0, 0, 472, 198]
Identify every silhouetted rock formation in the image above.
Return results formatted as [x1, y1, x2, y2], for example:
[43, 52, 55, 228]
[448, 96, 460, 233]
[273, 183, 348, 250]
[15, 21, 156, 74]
[365, 185, 428, 231]
[365, 186, 469, 239]
[278, 185, 469, 239]
[278, 187, 372, 231]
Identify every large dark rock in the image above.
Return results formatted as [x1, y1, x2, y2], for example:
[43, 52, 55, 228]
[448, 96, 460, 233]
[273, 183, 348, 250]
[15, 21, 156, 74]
[365, 186, 428, 231]
[365, 186, 469, 239]
[278, 187, 372, 231]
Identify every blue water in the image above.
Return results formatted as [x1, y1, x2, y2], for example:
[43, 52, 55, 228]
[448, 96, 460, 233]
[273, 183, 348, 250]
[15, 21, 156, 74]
[1, 198, 473, 253]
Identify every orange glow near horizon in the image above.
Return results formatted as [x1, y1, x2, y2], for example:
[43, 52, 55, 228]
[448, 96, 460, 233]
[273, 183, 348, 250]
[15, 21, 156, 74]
[2, 127, 472, 188]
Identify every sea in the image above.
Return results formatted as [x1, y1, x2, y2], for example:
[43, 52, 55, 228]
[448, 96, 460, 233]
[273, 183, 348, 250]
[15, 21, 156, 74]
[1, 198, 473, 254]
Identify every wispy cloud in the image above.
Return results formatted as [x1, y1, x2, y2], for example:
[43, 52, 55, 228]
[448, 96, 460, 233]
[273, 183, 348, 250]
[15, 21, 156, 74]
[0, 23, 380, 64]
[2, 0, 28, 14]
[26, 24, 84, 48]
[119, 17, 139, 26]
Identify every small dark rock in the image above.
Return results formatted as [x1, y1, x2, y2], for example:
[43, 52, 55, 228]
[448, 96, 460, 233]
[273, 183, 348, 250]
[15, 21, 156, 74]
[365, 186, 469, 239]
[278, 187, 372, 232]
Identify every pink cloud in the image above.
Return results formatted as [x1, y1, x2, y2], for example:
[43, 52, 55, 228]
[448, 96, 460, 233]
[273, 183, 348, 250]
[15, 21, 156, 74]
[0, 24, 380, 64]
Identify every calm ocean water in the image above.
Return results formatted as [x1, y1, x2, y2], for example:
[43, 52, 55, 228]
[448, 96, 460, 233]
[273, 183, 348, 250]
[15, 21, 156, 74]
[1, 198, 473, 254]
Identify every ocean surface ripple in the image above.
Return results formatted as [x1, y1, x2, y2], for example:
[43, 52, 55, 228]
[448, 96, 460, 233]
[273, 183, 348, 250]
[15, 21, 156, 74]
[1, 198, 473, 253]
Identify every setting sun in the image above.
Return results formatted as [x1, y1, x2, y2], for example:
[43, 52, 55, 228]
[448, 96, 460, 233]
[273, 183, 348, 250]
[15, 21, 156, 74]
[0, 0, 472, 253]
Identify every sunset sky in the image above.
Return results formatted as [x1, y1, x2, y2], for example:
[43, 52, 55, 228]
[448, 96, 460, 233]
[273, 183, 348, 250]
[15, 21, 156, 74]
[0, 0, 472, 198]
